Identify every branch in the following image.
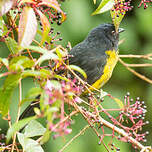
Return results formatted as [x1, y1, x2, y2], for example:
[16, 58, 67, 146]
[72, 100, 152, 152]
[118, 58, 152, 84]
[59, 125, 90, 152]
[123, 63, 152, 67]
[119, 54, 152, 60]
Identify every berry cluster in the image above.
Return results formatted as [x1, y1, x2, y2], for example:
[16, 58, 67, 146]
[16, 0, 66, 25]
[42, 26, 62, 46]
[44, 79, 83, 138]
[138, 0, 152, 9]
[117, 93, 149, 144]
[79, 92, 149, 150]
[39, 7, 65, 25]
[112, 0, 133, 16]
[45, 79, 83, 105]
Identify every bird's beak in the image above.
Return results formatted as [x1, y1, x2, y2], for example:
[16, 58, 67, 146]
[118, 28, 125, 33]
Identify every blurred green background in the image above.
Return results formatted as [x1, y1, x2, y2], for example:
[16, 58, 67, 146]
[0, 0, 152, 151]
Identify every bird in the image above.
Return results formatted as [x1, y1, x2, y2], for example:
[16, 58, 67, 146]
[69, 23, 124, 90]
[19, 23, 124, 119]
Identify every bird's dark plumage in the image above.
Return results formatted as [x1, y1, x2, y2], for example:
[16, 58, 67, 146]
[69, 23, 119, 85]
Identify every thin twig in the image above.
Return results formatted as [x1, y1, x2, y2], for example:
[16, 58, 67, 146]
[0, 71, 17, 78]
[98, 115, 145, 150]
[51, 110, 78, 131]
[73, 102, 110, 152]
[37, 110, 78, 143]
[119, 54, 152, 60]
[123, 63, 152, 67]
[119, 58, 152, 84]
[58, 125, 90, 152]
[73, 98, 151, 151]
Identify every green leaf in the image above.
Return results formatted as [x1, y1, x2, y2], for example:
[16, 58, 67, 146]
[0, 57, 9, 67]
[24, 120, 46, 138]
[110, 8, 125, 32]
[22, 69, 52, 79]
[54, 74, 70, 82]
[0, 16, 8, 36]
[36, 51, 59, 66]
[17, 133, 44, 152]
[9, 56, 34, 71]
[56, 48, 66, 59]
[68, 65, 87, 79]
[47, 80, 62, 90]
[92, 0, 115, 15]
[6, 116, 36, 142]
[40, 130, 51, 144]
[22, 70, 42, 78]
[39, 69, 52, 78]
[21, 87, 42, 105]
[0, 74, 21, 116]
[24, 45, 48, 54]
[93, 0, 96, 4]
[5, 37, 19, 54]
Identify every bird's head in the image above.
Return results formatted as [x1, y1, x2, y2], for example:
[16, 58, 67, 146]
[86, 23, 124, 50]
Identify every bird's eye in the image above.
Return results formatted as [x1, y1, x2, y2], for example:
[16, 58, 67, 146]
[111, 30, 115, 34]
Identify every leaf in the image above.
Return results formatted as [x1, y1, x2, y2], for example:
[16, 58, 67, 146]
[0, 0, 14, 16]
[113, 97, 124, 109]
[40, 130, 51, 144]
[17, 133, 44, 152]
[9, 56, 34, 71]
[36, 9, 51, 46]
[56, 48, 67, 59]
[18, 6, 37, 47]
[93, 0, 96, 4]
[39, 69, 52, 78]
[24, 120, 46, 138]
[100, 89, 108, 98]
[18, 0, 37, 6]
[6, 116, 36, 142]
[5, 37, 19, 54]
[46, 80, 62, 90]
[0, 74, 21, 116]
[38, 0, 66, 22]
[68, 65, 87, 79]
[21, 87, 42, 105]
[24, 45, 48, 54]
[92, 0, 115, 15]
[36, 51, 59, 66]
[0, 16, 9, 36]
[0, 57, 9, 67]
[22, 69, 52, 79]
[110, 6, 125, 32]
[54, 74, 70, 82]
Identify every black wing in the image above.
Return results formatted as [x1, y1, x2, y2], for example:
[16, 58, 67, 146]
[69, 42, 107, 85]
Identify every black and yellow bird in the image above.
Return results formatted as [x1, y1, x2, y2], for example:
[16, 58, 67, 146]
[20, 23, 124, 119]
[69, 23, 124, 90]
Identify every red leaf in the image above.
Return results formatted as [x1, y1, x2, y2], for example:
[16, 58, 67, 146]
[18, 6, 37, 47]
[38, 0, 66, 22]
[36, 9, 51, 46]
[18, 0, 37, 6]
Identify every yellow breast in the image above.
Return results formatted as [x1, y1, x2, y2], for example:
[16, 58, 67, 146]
[90, 50, 118, 90]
